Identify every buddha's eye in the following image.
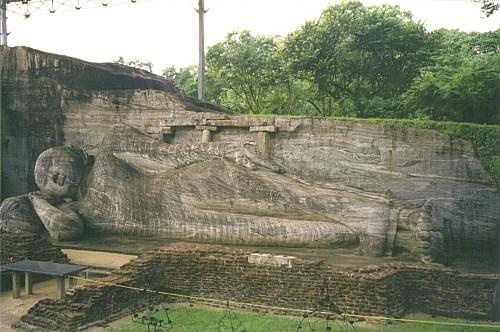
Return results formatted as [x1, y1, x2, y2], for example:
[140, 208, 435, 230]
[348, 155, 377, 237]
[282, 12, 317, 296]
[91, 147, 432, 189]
[51, 172, 59, 183]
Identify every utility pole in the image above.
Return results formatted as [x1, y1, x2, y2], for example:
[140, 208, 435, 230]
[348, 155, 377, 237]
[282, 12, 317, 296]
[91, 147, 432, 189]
[0, 0, 7, 46]
[196, 0, 206, 101]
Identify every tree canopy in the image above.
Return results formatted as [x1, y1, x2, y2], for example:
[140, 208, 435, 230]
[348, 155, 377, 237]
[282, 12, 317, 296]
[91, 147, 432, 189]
[163, 66, 198, 98]
[205, 31, 283, 114]
[400, 29, 500, 124]
[284, 1, 431, 118]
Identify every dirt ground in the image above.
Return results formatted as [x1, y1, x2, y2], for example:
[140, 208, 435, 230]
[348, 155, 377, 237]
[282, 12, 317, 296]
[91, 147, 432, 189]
[56, 235, 404, 267]
[62, 249, 137, 269]
[56, 235, 499, 272]
[0, 279, 65, 332]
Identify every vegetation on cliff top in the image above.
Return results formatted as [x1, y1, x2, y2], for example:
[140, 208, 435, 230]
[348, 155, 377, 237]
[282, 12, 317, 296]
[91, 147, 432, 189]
[165, 1, 499, 126]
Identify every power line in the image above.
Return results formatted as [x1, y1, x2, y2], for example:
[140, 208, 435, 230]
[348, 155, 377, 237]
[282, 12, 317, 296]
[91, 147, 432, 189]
[1, 0, 147, 45]
[6, 0, 145, 17]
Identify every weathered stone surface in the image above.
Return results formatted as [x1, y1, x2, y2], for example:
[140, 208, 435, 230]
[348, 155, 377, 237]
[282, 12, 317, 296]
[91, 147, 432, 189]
[266, 119, 499, 261]
[0, 232, 68, 266]
[249, 125, 277, 132]
[195, 126, 217, 131]
[0, 145, 88, 241]
[248, 253, 296, 268]
[0, 231, 68, 290]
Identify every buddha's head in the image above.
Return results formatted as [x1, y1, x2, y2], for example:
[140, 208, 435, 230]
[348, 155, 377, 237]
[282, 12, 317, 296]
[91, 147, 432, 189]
[34, 147, 88, 199]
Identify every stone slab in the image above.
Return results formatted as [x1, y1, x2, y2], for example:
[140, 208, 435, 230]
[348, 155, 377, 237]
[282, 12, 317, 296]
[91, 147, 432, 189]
[195, 126, 217, 131]
[249, 125, 277, 133]
[248, 253, 296, 268]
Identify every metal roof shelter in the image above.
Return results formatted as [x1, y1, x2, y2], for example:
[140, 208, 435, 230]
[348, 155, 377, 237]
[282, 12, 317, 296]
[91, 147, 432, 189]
[3, 259, 88, 299]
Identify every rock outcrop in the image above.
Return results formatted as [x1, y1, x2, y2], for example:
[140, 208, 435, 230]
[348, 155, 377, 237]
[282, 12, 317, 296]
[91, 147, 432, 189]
[0, 45, 224, 199]
[1, 46, 498, 262]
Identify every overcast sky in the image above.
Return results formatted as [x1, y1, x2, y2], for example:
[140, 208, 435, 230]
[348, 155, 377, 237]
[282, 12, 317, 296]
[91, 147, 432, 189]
[5, 0, 500, 74]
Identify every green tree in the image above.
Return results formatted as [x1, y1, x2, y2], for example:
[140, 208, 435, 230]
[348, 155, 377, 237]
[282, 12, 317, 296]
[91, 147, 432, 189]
[284, 1, 431, 118]
[206, 31, 283, 114]
[401, 29, 500, 124]
[163, 66, 198, 98]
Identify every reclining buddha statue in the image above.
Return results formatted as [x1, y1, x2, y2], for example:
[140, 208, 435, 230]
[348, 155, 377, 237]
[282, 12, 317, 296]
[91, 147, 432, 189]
[1, 124, 398, 257]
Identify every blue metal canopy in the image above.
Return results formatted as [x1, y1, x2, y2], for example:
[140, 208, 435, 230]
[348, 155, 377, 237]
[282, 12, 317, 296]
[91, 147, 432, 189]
[3, 259, 88, 277]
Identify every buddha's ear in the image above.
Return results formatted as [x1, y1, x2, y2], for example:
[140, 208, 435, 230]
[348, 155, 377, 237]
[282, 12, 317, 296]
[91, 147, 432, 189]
[85, 155, 95, 168]
[68, 147, 90, 167]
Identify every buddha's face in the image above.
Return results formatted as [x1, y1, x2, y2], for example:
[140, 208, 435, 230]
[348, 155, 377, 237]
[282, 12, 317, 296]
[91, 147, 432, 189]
[34, 147, 87, 199]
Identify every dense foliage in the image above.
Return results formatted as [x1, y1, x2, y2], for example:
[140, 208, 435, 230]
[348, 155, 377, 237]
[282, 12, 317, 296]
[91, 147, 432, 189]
[163, 65, 198, 97]
[165, 1, 500, 126]
[400, 29, 500, 124]
[205, 31, 283, 114]
[285, 1, 431, 118]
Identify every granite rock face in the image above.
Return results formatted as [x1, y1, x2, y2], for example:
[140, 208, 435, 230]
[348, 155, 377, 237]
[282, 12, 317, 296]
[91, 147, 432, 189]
[1, 46, 498, 261]
[266, 118, 499, 261]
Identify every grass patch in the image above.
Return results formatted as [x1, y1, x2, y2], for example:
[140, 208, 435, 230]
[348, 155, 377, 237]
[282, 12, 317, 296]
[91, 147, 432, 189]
[108, 303, 500, 332]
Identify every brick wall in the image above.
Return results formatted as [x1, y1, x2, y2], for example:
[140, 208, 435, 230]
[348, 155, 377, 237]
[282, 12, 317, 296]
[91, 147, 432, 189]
[152, 248, 496, 319]
[19, 247, 498, 331]
[400, 267, 497, 319]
